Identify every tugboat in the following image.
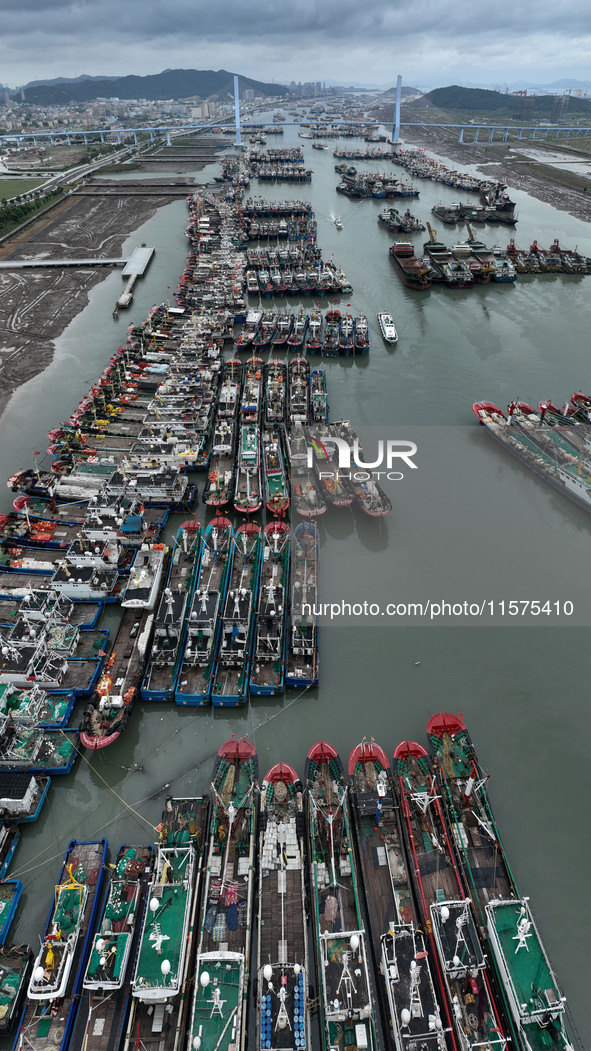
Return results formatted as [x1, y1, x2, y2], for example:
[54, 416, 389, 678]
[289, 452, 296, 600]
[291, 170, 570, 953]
[256, 762, 311, 1051]
[187, 739, 258, 1051]
[306, 742, 378, 1051]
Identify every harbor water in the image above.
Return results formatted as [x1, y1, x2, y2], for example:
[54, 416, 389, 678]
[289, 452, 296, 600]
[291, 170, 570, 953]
[0, 122, 589, 1047]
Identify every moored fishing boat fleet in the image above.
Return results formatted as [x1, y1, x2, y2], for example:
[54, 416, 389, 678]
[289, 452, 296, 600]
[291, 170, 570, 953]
[473, 393, 591, 515]
[0, 143, 405, 1039]
[0, 721, 577, 1051]
[0, 117, 584, 1051]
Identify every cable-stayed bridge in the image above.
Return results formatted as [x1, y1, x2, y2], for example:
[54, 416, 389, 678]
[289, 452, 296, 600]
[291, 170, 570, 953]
[1, 74, 590, 149]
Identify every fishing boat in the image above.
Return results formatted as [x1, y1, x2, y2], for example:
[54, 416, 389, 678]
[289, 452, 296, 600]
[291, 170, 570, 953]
[321, 310, 341, 357]
[310, 368, 329, 424]
[427, 712, 576, 1051]
[14, 839, 108, 1051]
[286, 312, 308, 351]
[486, 899, 575, 1051]
[284, 427, 326, 518]
[72, 845, 154, 1051]
[270, 311, 294, 347]
[131, 845, 197, 1003]
[187, 739, 257, 1051]
[472, 401, 591, 514]
[0, 771, 50, 823]
[393, 741, 509, 1050]
[262, 430, 290, 516]
[427, 712, 516, 925]
[306, 742, 378, 1051]
[120, 543, 167, 609]
[377, 311, 398, 344]
[204, 415, 238, 509]
[256, 762, 311, 1051]
[0, 946, 32, 1035]
[347, 740, 448, 1050]
[264, 360, 287, 425]
[140, 523, 202, 703]
[288, 358, 310, 424]
[0, 720, 79, 775]
[210, 524, 262, 706]
[234, 309, 262, 352]
[125, 797, 209, 1051]
[249, 522, 290, 696]
[0, 882, 23, 947]
[80, 607, 152, 745]
[175, 517, 233, 705]
[285, 523, 318, 689]
[333, 421, 392, 517]
[305, 309, 323, 355]
[0, 682, 74, 730]
[307, 426, 353, 508]
[234, 423, 263, 515]
[354, 315, 370, 354]
[338, 314, 355, 356]
[240, 358, 262, 424]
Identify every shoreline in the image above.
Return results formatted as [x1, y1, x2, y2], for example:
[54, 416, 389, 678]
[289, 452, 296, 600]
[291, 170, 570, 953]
[396, 123, 591, 224]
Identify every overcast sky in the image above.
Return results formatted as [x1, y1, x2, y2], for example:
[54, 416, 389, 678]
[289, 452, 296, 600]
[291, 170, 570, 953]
[2, 0, 590, 91]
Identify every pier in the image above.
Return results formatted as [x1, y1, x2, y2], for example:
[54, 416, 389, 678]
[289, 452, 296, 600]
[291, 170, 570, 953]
[116, 243, 155, 310]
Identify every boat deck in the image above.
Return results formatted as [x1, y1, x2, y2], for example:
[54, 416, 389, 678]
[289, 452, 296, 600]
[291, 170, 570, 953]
[71, 845, 154, 1051]
[15, 840, 107, 1051]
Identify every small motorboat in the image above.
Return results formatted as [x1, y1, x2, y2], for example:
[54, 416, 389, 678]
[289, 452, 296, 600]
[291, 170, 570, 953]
[377, 311, 398, 344]
[334, 217, 343, 230]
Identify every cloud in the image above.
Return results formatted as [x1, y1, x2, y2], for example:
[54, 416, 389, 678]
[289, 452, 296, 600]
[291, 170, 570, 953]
[1, 0, 590, 88]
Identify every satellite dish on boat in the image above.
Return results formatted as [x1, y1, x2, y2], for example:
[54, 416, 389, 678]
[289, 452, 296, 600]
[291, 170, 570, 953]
[150, 897, 159, 912]
[264, 964, 273, 982]
[440, 906, 450, 922]
[34, 966, 45, 983]
[193, 1039, 202, 1050]
[350, 934, 359, 952]
[161, 960, 171, 976]
[200, 971, 210, 988]
[293, 963, 301, 975]
[401, 1008, 411, 1027]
